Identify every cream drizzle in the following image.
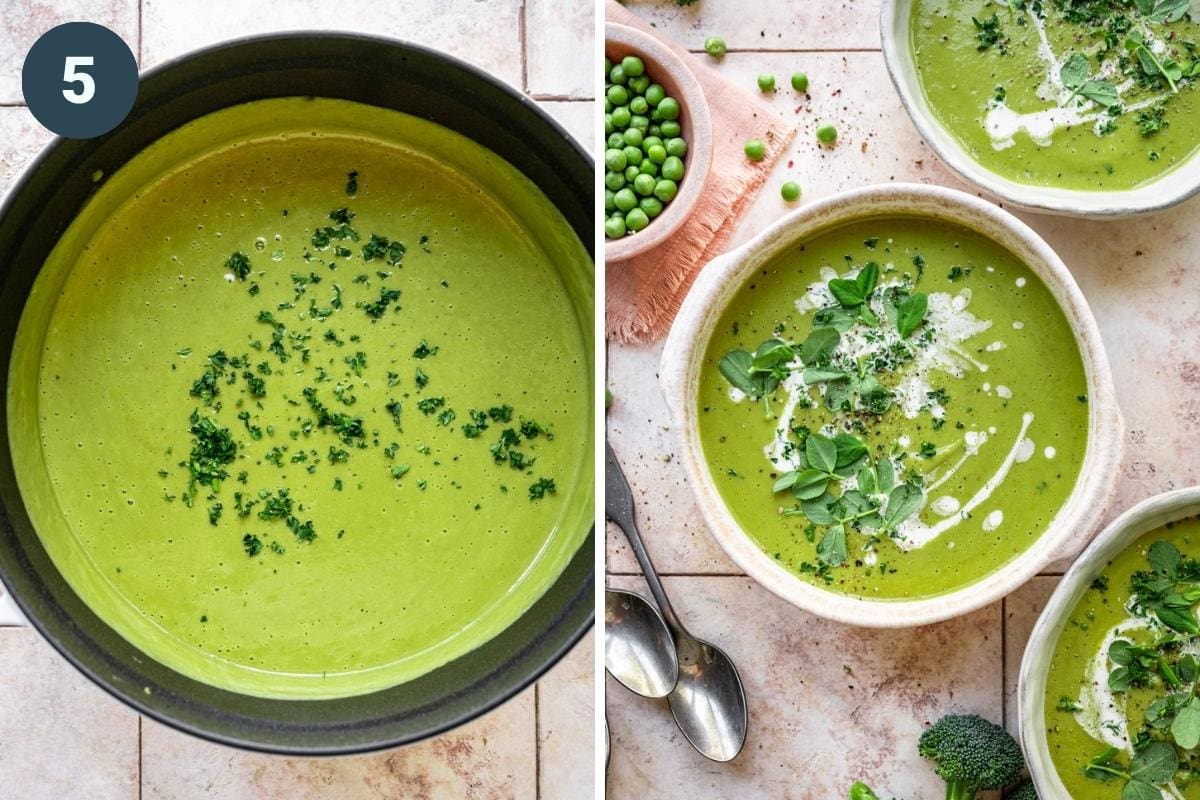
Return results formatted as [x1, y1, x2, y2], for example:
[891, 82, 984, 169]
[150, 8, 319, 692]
[982, 2, 1171, 150]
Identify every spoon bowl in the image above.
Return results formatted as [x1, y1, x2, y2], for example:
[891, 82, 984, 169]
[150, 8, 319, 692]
[605, 588, 678, 698]
[669, 638, 747, 762]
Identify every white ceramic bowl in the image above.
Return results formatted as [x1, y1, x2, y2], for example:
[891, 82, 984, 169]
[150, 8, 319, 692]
[880, 0, 1200, 217]
[660, 183, 1123, 628]
[604, 23, 712, 261]
[1019, 488, 1200, 798]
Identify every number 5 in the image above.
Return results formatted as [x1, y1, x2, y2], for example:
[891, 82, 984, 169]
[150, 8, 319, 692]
[62, 56, 95, 104]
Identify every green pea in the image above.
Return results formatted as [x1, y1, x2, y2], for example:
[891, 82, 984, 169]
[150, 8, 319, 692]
[621, 56, 645, 77]
[661, 156, 684, 181]
[607, 132, 624, 149]
[657, 97, 681, 120]
[757, 74, 775, 93]
[622, 127, 644, 148]
[642, 136, 663, 149]
[628, 75, 650, 95]
[604, 216, 627, 238]
[604, 58, 612, 75]
[630, 115, 650, 132]
[604, 189, 616, 213]
[613, 188, 638, 212]
[744, 138, 766, 162]
[816, 122, 837, 145]
[610, 106, 631, 129]
[604, 98, 612, 114]
[781, 181, 801, 202]
[791, 72, 808, 93]
[605, 148, 627, 172]
[639, 196, 664, 218]
[639, 160, 659, 177]
[605, 171, 625, 191]
[633, 173, 656, 196]
[622, 145, 643, 166]
[606, 85, 629, 106]
[647, 124, 662, 138]
[704, 36, 726, 58]
[653, 179, 678, 203]
[647, 144, 667, 164]
[609, 65, 626, 85]
[660, 120, 681, 138]
[626, 208, 650, 231]
[604, 114, 613, 136]
[624, 165, 640, 182]
[645, 84, 665, 106]
[665, 137, 688, 158]
[629, 96, 649, 115]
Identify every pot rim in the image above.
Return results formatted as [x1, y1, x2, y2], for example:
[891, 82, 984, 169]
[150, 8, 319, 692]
[0, 30, 594, 755]
[659, 182, 1123, 628]
[1018, 487, 1200, 797]
[878, 0, 1200, 218]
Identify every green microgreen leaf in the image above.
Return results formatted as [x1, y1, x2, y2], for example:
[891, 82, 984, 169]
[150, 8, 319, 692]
[896, 293, 928, 338]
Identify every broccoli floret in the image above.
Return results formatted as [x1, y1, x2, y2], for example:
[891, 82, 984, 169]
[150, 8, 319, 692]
[1006, 780, 1038, 800]
[918, 714, 1025, 800]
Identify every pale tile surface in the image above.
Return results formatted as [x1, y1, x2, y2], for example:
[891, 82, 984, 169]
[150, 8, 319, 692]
[0, 628, 139, 799]
[539, 99, 595, 155]
[0, 106, 51, 190]
[140, 0, 525, 88]
[539, 630, 595, 800]
[0, 0, 140, 103]
[618, 0, 882, 52]
[527, 0, 593, 98]
[605, 575, 1002, 800]
[1003, 577, 1059, 738]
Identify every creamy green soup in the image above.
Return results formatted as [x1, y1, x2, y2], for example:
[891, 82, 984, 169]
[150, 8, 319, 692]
[697, 216, 1087, 599]
[910, 0, 1200, 190]
[1046, 518, 1200, 798]
[8, 98, 593, 699]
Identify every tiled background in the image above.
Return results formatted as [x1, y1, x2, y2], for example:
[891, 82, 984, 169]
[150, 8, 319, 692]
[605, 1, 1200, 798]
[0, 1, 593, 798]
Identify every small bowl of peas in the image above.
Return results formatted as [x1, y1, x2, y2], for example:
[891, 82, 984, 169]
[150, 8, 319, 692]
[604, 23, 712, 261]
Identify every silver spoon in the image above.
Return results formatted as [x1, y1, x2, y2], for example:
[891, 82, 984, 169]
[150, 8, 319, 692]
[605, 588, 678, 697]
[605, 442, 748, 762]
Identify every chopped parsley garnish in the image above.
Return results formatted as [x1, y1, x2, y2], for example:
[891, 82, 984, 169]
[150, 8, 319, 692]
[413, 340, 439, 359]
[242, 533, 262, 557]
[225, 251, 251, 281]
[529, 477, 557, 500]
[345, 170, 358, 197]
[361, 286, 401, 319]
[361, 234, 406, 266]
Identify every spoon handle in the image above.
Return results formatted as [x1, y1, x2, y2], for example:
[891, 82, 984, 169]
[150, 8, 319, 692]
[605, 441, 683, 631]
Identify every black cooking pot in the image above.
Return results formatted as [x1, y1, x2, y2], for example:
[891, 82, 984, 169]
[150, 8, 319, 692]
[0, 34, 594, 755]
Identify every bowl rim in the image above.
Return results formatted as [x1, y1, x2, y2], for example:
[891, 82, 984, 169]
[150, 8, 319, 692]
[1018, 487, 1200, 797]
[603, 22, 713, 261]
[878, 0, 1200, 218]
[659, 182, 1123, 628]
[0, 30, 595, 755]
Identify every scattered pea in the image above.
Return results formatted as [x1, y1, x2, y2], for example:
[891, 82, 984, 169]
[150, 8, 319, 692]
[816, 122, 838, 145]
[657, 97, 680, 121]
[744, 138, 766, 162]
[781, 181, 801, 202]
[704, 36, 727, 58]
[621, 56, 645, 77]
[605, 217, 627, 238]
[757, 74, 776, 93]
[791, 72, 809, 93]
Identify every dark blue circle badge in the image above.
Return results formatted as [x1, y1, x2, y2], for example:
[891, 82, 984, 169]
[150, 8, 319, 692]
[22, 22, 139, 139]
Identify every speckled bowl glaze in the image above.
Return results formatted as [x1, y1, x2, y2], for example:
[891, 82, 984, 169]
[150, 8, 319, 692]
[604, 23, 712, 261]
[1020, 488, 1200, 798]
[880, 0, 1200, 217]
[660, 183, 1123, 628]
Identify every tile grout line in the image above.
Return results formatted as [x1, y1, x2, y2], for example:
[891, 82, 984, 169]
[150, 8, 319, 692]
[519, 0, 529, 94]
[137, 0, 145, 65]
[534, 682, 541, 800]
[1000, 596, 1008, 731]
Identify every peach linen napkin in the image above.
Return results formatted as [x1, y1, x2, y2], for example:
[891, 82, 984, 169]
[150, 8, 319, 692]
[605, 0, 799, 343]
